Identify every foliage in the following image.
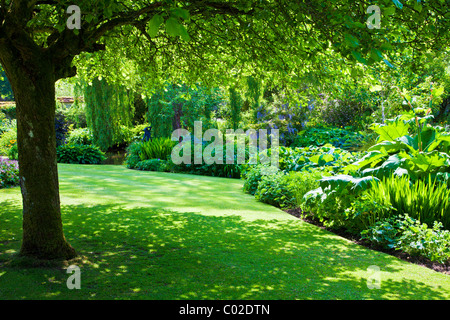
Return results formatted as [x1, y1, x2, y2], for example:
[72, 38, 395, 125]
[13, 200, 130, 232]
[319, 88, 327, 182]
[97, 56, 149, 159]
[0, 67, 14, 101]
[0, 157, 19, 188]
[292, 126, 370, 152]
[134, 159, 168, 172]
[343, 111, 450, 181]
[56, 101, 87, 129]
[125, 137, 176, 170]
[66, 128, 93, 146]
[254, 169, 323, 209]
[361, 175, 450, 231]
[139, 137, 177, 161]
[255, 172, 294, 208]
[242, 165, 278, 195]
[302, 174, 380, 230]
[55, 111, 70, 147]
[279, 145, 361, 174]
[0, 104, 16, 120]
[252, 89, 308, 146]
[7, 142, 18, 160]
[312, 93, 365, 128]
[0, 129, 17, 156]
[145, 83, 222, 139]
[82, 77, 134, 151]
[0, 112, 16, 135]
[56, 144, 106, 164]
[361, 215, 450, 264]
[396, 217, 450, 264]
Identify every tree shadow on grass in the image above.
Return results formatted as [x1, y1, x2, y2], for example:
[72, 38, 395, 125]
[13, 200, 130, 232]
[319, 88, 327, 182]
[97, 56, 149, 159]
[0, 201, 449, 300]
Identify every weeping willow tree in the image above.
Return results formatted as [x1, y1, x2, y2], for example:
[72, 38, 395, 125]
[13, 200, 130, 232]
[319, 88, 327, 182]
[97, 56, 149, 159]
[81, 78, 134, 151]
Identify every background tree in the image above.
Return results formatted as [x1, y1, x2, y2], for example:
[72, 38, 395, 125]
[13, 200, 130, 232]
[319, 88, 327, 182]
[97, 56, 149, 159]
[0, 0, 449, 260]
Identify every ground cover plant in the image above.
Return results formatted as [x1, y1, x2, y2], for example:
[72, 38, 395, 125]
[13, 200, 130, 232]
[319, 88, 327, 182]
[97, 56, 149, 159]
[0, 164, 449, 300]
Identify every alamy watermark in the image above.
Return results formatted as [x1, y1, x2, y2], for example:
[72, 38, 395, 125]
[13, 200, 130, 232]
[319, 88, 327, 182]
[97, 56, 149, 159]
[66, 265, 81, 290]
[171, 121, 279, 168]
[367, 265, 381, 290]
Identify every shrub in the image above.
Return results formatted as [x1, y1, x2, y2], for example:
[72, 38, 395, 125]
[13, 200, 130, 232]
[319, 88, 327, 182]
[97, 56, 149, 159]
[285, 169, 324, 209]
[242, 165, 264, 195]
[139, 137, 177, 161]
[7, 142, 18, 160]
[57, 144, 106, 164]
[0, 112, 16, 135]
[125, 142, 143, 169]
[0, 104, 16, 120]
[0, 129, 17, 156]
[134, 159, 167, 172]
[302, 174, 379, 231]
[278, 145, 361, 175]
[66, 128, 93, 145]
[0, 157, 19, 188]
[361, 215, 450, 264]
[292, 126, 368, 152]
[255, 172, 294, 208]
[253, 169, 324, 209]
[125, 137, 176, 168]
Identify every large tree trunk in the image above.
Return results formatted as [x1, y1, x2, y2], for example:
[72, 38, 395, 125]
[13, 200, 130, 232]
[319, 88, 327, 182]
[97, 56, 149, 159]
[0, 44, 76, 260]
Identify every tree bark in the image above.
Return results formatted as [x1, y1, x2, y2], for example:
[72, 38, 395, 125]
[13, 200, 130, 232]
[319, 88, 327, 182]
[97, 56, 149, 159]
[0, 42, 76, 260]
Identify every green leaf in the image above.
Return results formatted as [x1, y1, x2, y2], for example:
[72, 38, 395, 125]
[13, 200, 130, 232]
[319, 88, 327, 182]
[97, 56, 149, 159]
[344, 33, 359, 48]
[165, 17, 190, 41]
[148, 14, 164, 38]
[384, 7, 396, 16]
[351, 51, 367, 64]
[371, 120, 410, 143]
[171, 8, 190, 21]
[433, 86, 445, 98]
[370, 48, 383, 62]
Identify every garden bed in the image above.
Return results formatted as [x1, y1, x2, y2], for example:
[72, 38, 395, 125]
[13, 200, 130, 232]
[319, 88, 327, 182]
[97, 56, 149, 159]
[285, 208, 450, 275]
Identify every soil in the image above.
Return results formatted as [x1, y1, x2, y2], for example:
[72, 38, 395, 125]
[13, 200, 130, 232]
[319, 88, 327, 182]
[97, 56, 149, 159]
[284, 208, 450, 275]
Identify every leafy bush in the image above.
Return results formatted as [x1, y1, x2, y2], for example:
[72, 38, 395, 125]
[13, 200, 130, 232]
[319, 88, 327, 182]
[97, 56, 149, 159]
[242, 165, 277, 195]
[0, 104, 16, 120]
[0, 112, 16, 135]
[134, 159, 168, 172]
[167, 137, 249, 179]
[125, 142, 143, 169]
[292, 126, 369, 152]
[57, 144, 106, 164]
[125, 137, 176, 170]
[278, 145, 361, 174]
[55, 111, 70, 147]
[255, 172, 294, 208]
[302, 174, 380, 230]
[361, 215, 450, 264]
[0, 129, 17, 156]
[139, 137, 177, 161]
[7, 142, 18, 160]
[254, 169, 324, 209]
[343, 111, 450, 181]
[0, 157, 19, 188]
[66, 128, 93, 145]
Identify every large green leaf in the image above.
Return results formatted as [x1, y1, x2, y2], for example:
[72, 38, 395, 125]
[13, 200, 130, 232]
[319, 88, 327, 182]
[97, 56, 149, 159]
[370, 120, 410, 143]
[165, 17, 190, 41]
[148, 14, 164, 38]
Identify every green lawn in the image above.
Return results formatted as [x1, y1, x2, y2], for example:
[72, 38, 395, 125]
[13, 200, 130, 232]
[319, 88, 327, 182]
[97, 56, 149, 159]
[0, 164, 449, 300]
